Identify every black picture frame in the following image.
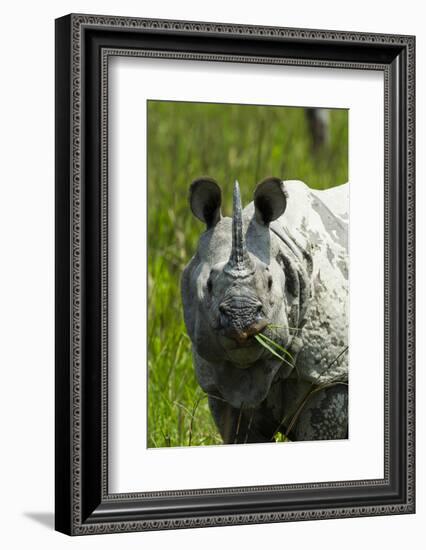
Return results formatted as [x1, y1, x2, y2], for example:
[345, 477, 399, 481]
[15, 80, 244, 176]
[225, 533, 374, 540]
[55, 13, 415, 535]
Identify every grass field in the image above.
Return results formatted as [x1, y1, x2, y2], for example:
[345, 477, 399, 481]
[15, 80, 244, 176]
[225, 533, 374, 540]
[147, 100, 348, 448]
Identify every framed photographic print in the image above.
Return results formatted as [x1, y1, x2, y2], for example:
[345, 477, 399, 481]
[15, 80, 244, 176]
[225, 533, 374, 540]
[55, 14, 415, 535]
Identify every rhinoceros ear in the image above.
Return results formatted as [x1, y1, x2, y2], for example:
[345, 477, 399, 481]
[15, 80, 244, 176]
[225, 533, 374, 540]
[254, 177, 287, 225]
[189, 177, 222, 228]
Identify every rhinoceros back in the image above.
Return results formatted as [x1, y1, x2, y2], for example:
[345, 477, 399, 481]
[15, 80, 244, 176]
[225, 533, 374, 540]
[272, 180, 349, 384]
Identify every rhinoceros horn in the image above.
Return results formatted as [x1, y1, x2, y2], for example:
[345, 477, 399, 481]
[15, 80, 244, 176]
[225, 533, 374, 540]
[224, 181, 255, 278]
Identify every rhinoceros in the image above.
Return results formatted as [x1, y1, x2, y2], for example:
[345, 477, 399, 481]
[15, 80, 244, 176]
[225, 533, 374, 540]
[181, 177, 348, 444]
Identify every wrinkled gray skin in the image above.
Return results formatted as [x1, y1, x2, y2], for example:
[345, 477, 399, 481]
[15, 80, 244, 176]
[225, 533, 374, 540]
[181, 177, 348, 444]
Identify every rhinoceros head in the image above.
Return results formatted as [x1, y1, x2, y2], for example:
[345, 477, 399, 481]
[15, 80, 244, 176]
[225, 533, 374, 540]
[181, 177, 296, 370]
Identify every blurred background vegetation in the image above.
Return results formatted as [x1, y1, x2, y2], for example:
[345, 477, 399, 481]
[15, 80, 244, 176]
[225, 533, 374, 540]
[147, 100, 348, 448]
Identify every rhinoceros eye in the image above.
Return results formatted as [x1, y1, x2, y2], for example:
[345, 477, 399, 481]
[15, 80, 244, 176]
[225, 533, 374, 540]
[267, 275, 273, 291]
[207, 277, 213, 294]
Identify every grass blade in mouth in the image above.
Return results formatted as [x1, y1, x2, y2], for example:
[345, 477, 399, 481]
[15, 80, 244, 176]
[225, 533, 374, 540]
[254, 333, 294, 369]
[258, 332, 294, 361]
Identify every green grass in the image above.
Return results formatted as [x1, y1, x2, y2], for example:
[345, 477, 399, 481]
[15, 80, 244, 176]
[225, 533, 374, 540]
[147, 100, 348, 448]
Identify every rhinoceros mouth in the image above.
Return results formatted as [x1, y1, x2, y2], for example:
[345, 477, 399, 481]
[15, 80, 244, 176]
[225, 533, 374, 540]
[219, 332, 267, 366]
[222, 318, 268, 345]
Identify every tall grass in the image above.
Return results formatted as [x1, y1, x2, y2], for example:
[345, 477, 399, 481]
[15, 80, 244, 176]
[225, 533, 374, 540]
[147, 100, 348, 448]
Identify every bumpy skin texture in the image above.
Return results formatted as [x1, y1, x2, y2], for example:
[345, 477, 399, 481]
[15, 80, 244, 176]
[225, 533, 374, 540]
[181, 179, 348, 443]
